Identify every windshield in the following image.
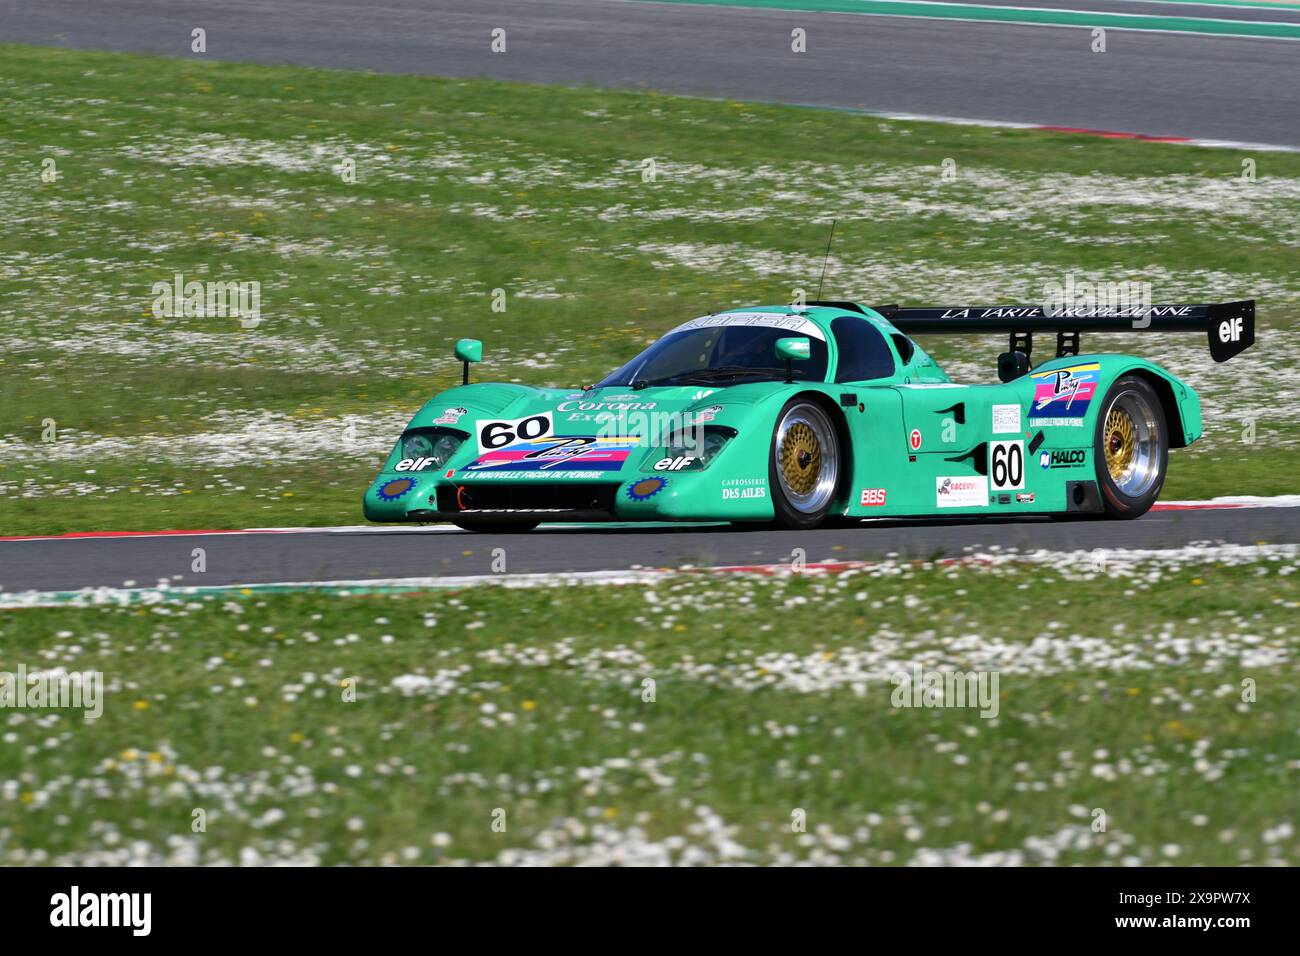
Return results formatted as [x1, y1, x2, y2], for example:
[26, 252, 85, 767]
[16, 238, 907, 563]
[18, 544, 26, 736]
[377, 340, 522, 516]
[597, 325, 829, 389]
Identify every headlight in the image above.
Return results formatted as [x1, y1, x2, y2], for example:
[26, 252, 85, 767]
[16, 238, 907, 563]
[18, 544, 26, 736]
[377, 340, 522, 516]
[402, 432, 435, 459]
[641, 426, 735, 472]
[396, 428, 466, 471]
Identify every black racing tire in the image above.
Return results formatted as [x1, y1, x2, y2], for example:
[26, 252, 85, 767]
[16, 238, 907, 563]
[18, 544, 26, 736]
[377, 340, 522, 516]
[767, 398, 841, 530]
[1094, 375, 1168, 519]
[451, 520, 541, 533]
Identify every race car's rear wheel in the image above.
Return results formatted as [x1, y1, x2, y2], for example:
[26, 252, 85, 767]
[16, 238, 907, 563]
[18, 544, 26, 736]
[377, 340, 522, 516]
[452, 519, 541, 533]
[1094, 376, 1167, 519]
[769, 399, 840, 529]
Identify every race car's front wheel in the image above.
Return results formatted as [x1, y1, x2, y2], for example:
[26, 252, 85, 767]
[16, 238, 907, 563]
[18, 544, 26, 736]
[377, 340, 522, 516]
[1094, 376, 1168, 519]
[769, 399, 840, 530]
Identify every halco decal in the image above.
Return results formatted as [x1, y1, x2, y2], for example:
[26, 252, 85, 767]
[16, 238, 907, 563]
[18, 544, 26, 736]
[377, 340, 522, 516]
[376, 477, 418, 502]
[935, 476, 988, 508]
[909, 429, 923, 451]
[465, 434, 640, 474]
[992, 404, 1021, 435]
[626, 477, 667, 501]
[1039, 449, 1087, 470]
[860, 488, 887, 506]
[433, 406, 467, 425]
[1028, 363, 1100, 427]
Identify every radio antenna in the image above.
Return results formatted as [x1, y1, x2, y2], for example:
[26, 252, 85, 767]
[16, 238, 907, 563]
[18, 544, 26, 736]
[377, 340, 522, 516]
[815, 219, 837, 302]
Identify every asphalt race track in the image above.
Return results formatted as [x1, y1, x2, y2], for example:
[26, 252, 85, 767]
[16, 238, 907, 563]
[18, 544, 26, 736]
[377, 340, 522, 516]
[3, 0, 1299, 147]
[4, 2, 1298, 591]
[2, 506, 1297, 593]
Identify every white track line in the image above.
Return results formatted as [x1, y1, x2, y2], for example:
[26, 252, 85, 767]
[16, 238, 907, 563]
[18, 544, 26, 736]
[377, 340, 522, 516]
[1, 542, 1295, 606]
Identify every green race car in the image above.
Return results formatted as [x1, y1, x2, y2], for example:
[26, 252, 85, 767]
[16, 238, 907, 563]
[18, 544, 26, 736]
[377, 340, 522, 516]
[363, 300, 1254, 531]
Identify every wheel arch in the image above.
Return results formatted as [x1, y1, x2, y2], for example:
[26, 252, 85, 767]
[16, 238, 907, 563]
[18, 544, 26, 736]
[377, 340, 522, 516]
[1117, 368, 1190, 448]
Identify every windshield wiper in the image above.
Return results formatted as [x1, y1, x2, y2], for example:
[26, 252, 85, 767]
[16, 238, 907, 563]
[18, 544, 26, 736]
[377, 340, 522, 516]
[632, 367, 789, 390]
[679, 366, 787, 381]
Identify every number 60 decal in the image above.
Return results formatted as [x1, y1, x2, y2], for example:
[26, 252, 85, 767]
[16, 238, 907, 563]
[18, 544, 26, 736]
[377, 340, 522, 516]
[477, 411, 554, 453]
[990, 439, 1024, 491]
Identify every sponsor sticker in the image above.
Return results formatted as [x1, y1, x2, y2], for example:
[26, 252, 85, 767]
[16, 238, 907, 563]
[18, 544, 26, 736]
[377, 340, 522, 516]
[466, 426, 640, 474]
[935, 476, 988, 508]
[909, 428, 923, 451]
[992, 404, 1021, 435]
[722, 477, 767, 500]
[860, 488, 887, 506]
[1039, 449, 1087, 470]
[626, 477, 667, 501]
[1016, 492, 1035, 504]
[433, 406, 467, 425]
[1028, 363, 1100, 428]
[654, 455, 696, 471]
[671, 312, 827, 340]
[376, 477, 418, 502]
[395, 457, 437, 472]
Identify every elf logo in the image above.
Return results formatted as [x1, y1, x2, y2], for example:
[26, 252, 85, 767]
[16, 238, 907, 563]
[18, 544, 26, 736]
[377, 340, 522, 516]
[50, 886, 151, 936]
[1039, 449, 1086, 469]
[1218, 316, 1244, 343]
[396, 457, 437, 471]
[654, 455, 696, 471]
[860, 488, 887, 506]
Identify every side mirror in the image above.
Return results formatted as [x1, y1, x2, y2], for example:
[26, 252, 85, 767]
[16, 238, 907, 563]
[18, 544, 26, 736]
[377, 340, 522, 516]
[997, 350, 1031, 383]
[775, 336, 811, 383]
[455, 338, 483, 385]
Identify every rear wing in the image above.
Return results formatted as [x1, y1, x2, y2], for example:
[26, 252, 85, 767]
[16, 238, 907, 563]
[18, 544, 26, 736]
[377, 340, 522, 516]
[854, 300, 1255, 363]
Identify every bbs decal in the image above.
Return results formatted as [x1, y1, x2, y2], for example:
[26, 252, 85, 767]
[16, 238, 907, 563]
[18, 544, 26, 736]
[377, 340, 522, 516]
[476, 412, 553, 453]
[990, 440, 1024, 491]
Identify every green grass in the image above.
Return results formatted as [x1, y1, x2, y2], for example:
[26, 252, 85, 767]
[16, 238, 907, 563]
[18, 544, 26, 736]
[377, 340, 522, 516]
[1, 551, 1297, 865]
[1, 43, 1297, 536]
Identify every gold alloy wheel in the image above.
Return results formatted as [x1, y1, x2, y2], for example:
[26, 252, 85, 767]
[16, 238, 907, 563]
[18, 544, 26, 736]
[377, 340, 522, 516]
[773, 402, 839, 515]
[780, 423, 822, 496]
[1104, 405, 1136, 482]
[1100, 387, 1162, 499]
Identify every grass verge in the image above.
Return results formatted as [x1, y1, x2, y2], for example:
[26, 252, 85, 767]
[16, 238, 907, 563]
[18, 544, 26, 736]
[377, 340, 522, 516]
[2, 549, 1296, 865]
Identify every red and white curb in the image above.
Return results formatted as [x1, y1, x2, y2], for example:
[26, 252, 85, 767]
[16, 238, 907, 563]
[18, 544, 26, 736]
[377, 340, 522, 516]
[0, 496, 1295, 543]
[868, 110, 1300, 153]
[1151, 494, 1300, 511]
